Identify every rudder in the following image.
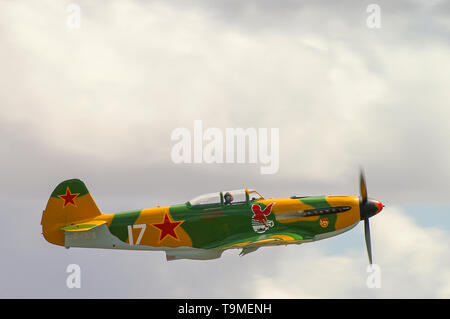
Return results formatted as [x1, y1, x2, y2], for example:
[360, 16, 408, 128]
[41, 179, 102, 246]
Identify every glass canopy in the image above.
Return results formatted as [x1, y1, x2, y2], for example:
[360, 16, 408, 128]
[188, 189, 264, 206]
[188, 192, 221, 206]
[247, 189, 264, 201]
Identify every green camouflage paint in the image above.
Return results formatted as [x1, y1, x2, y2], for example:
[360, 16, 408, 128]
[108, 210, 141, 242]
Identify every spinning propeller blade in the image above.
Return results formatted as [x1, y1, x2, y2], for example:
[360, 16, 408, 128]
[360, 169, 368, 204]
[359, 169, 382, 265]
[364, 218, 373, 265]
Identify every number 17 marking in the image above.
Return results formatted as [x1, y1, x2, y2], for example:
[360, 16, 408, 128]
[127, 224, 147, 245]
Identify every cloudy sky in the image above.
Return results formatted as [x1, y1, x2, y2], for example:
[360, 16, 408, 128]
[0, 0, 449, 298]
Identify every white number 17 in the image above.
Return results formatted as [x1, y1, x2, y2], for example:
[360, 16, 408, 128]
[127, 224, 146, 245]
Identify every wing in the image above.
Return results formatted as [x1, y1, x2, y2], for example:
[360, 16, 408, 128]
[221, 232, 313, 256]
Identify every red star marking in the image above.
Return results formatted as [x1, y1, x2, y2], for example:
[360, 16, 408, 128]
[152, 213, 183, 241]
[58, 186, 80, 207]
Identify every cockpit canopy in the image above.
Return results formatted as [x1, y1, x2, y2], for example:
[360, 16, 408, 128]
[247, 189, 264, 201]
[188, 192, 221, 206]
[188, 189, 264, 207]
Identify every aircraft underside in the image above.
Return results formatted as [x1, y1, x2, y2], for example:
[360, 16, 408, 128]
[64, 220, 359, 261]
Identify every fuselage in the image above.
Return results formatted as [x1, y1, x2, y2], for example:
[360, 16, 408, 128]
[84, 194, 362, 250]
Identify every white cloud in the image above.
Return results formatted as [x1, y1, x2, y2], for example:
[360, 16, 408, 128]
[372, 207, 450, 298]
[250, 207, 450, 298]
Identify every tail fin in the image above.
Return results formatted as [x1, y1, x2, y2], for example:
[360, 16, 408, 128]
[41, 179, 102, 246]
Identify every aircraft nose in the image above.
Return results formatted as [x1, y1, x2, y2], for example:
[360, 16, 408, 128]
[360, 198, 383, 221]
[375, 200, 384, 213]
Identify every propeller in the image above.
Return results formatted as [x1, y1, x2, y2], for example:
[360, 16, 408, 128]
[359, 169, 383, 265]
[360, 170, 368, 204]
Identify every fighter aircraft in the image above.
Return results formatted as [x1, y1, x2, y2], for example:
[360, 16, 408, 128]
[41, 171, 383, 263]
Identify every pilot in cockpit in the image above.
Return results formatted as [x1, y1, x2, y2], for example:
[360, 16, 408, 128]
[224, 192, 234, 205]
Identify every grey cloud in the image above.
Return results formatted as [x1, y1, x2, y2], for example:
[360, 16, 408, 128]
[1, 0, 449, 298]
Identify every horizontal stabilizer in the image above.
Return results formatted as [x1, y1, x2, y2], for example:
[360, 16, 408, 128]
[61, 220, 106, 232]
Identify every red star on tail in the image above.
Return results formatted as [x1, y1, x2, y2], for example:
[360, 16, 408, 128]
[58, 186, 80, 207]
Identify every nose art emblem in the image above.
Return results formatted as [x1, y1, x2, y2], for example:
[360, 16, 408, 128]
[319, 218, 329, 228]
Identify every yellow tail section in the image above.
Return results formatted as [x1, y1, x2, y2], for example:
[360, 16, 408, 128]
[41, 179, 102, 246]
